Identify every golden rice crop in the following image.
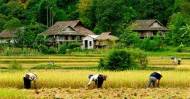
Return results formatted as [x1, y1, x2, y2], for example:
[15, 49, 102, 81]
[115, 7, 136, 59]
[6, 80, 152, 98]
[0, 70, 190, 88]
[0, 55, 102, 59]
[0, 62, 98, 69]
[0, 59, 99, 63]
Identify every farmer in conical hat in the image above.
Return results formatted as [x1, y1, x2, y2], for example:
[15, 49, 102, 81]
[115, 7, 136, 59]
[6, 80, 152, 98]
[23, 72, 37, 89]
[87, 74, 107, 88]
[148, 71, 162, 88]
[171, 56, 182, 65]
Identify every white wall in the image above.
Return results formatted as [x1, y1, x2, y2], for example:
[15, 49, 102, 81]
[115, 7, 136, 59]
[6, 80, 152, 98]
[0, 39, 8, 44]
[82, 36, 95, 49]
[0, 39, 16, 44]
[151, 22, 161, 28]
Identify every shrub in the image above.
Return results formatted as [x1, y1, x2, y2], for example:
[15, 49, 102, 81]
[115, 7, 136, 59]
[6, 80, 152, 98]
[58, 44, 68, 54]
[98, 49, 148, 70]
[176, 46, 183, 52]
[9, 60, 22, 70]
[38, 45, 56, 54]
[67, 43, 81, 49]
[140, 38, 159, 51]
[48, 47, 57, 54]
[119, 28, 140, 47]
[99, 49, 134, 70]
[38, 45, 49, 54]
[58, 43, 81, 54]
[1, 47, 40, 56]
[129, 49, 148, 69]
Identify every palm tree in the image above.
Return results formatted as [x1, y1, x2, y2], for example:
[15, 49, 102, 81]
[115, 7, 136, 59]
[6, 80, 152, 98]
[180, 24, 190, 37]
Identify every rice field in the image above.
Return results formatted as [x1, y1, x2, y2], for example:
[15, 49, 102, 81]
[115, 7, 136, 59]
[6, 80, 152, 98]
[0, 56, 100, 69]
[1, 55, 190, 69]
[1, 70, 190, 88]
[1, 70, 190, 98]
[1, 55, 190, 98]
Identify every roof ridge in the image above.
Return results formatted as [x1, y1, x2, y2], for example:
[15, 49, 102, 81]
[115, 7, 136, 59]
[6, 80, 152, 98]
[55, 20, 80, 23]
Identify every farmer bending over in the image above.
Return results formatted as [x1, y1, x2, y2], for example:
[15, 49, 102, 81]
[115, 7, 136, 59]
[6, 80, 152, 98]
[171, 56, 182, 65]
[88, 74, 107, 88]
[23, 72, 37, 89]
[177, 58, 182, 65]
[148, 71, 162, 88]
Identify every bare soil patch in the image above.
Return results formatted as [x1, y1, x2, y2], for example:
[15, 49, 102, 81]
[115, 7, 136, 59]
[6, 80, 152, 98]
[32, 88, 189, 99]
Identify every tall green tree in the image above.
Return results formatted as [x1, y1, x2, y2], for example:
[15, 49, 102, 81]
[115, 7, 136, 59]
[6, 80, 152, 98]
[3, 17, 22, 30]
[79, 0, 137, 35]
[119, 28, 140, 47]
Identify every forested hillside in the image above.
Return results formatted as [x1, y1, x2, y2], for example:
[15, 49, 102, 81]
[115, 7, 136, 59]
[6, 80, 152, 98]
[0, 0, 190, 47]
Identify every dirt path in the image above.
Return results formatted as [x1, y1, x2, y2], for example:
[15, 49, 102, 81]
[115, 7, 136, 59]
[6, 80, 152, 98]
[32, 88, 189, 99]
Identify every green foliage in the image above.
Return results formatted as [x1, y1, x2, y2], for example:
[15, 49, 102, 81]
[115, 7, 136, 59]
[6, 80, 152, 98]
[140, 35, 164, 51]
[38, 45, 56, 54]
[119, 28, 140, 47]
[137, 0, 175, 25]
[48, 47, 57, 54]
[0, 14, 8, 31]
[54, 8, 67, 21]
[9, 60, 22, 70]
[176, 46, 183, 52]
[15, 27, 36, 47]
[98, 49, 147, 70]
[78, 0, 137, 35]
[99, 49, 134, 70]
[175, 43, 190, 52]
[14, 22, 46, 48]
[180, 0, 190, 15]
[1, 47, 40, 56]
[37, 45, 48, 54]
[165, 12, 190, 46]
[58, 43, 81, 54]
[3, 17, 21, 30]
[140, 39, 158, 51]
[58, 44, 68, 54]
[78, 0, 94, 28]
[35, 35, 47, 46]
[0, 0, 190, 49]
[67, 42, 81, 49]
[127, 48, 148, 68]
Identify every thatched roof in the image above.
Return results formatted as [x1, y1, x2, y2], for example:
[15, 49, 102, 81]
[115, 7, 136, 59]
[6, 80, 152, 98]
[96, 32, 119, 41]
[89, 35, 99, 39]
[130, 19, 168, 31]
[48, 26, 83, 36]
[41, 20, 95, 36]
[0, 29, 16, 38]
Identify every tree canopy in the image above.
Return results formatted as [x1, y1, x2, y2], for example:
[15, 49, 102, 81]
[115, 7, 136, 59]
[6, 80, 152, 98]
[0, 0, 190, 47]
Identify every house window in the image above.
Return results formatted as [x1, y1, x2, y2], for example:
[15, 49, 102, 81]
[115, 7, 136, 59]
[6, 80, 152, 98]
[72, 36, 75, 40]
[76, 36, 80, 40]
[89, 41, 92, 46]
[140, 37, 144, 39]
[153, 31, 157, 36]
[65, 36, 68, 40]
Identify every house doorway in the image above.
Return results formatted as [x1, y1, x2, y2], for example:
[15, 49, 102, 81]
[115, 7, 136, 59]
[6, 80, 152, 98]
[85, 40, 88, 48]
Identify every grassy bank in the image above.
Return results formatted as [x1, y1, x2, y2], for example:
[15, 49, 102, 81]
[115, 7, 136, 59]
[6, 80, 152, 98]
[0, 88, 33, 99]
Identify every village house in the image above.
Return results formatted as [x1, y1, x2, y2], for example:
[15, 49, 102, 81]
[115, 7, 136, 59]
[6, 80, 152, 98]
[82, 32, 119, 49]
[130, 19, 168, 39]
[0, 29, 19, 44]
[41, 20, 95, 45]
